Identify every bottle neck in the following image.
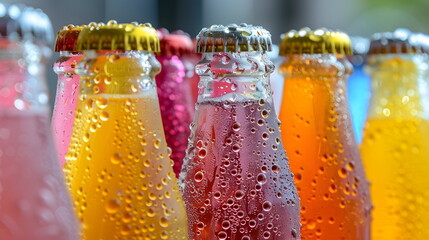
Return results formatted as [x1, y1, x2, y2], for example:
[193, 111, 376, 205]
[279, 54, 354, 137]
[366, 54, 429, 120]
[76, 50, 161, 96]
[280, 54, 352, 108]
[0, 40, 49, 112]
[196, 51, 274, 103]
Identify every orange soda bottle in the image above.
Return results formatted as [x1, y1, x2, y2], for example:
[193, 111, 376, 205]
[361, 29, 429, 239]
[278, 28, 372, 239]
[63, 21, 188, 239]
[180, 23, 301, 240]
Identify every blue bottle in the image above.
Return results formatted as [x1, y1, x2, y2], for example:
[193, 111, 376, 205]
[348, 37, 370, 143]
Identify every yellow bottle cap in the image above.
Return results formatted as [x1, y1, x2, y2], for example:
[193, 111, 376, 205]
[279, 27, 352, 55]
[368, 28, 429, 54]
[76, 20, 160, 52]
[55, 24, 86, 52]
[196, 23, 272, 53]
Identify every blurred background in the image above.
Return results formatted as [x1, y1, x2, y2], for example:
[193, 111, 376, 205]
[4, 0, 429, 107]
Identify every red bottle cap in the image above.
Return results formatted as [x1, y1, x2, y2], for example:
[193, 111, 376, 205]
[157, 28, 193, 56]
[54, 24, 85, 52]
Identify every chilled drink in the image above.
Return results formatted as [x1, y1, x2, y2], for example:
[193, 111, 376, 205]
[279, 28, 371, 240]
[0, 4, 78, 240]
[156, 29, 194, 176]
[180, 24, 300, 240]
[361, 29, 429, 239]
[347, 37, 370, 144]
[64, 21, 188, 239]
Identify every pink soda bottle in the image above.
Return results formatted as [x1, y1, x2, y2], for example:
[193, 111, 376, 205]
[52, 24, 85, 166]
[179, 23, 301, 240]
[0, 4, 78, 240]
[156, 29, 195, 176]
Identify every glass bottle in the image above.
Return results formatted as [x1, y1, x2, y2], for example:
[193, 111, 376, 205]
[182, 38, 201, 108]
[360, 29, 429, 240]
[64, 21, 188, 239]
[180, 23, 301, 240]
[0, 4, 78, 240]
[52, 24, 85, 166]
[156, 29, 195, 176]
[267, 44, 284, 113]
[347, 37, 370, 144]
[278, 28, 371, 240]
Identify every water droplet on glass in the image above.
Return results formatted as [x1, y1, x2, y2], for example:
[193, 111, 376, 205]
[105, 199, 121, 214]
[194, 171, 204, 182]
[262, 201, 272, 211]
[111, 153, 122, 164]
[218, 231, 227, 240]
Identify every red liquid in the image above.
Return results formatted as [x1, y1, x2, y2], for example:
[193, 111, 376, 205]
[156, 56, 193, 176]
[180, 99, 300, 240]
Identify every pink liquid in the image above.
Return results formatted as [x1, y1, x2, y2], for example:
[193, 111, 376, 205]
[156, 55, 193, 176]
[180, 99, 300, 240]
[52, 54, 82, 166]
[0, 109, 78, 240]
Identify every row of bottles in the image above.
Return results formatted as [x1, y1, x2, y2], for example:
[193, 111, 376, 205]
[1, 2, 429, 240]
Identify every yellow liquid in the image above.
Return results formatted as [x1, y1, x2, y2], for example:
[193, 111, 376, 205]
[361, 119, 429, 239]
[64, 92, 188, 240]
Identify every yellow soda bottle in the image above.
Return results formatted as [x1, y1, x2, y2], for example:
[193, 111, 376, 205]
[64, 21, 188, 239]
[361, 29, 429, 239]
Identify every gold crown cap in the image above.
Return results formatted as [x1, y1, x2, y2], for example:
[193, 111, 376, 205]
[279, 27, 352, 55]
[76, 20, 160, 52]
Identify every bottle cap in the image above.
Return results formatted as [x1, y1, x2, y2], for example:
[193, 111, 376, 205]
[76, 20, 160, 52]
[350, 36, 370, 56]
[196, 23, 272, 53]
[157, 28, 193, 56]
[0, 3, 53, 44]
[279, 27, 352, 55]
[368, 28, 429, 54]
[54, 24, 86, 52]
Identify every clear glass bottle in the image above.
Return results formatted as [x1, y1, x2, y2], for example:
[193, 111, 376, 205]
[361, 29, 429, 240]
[180, 23, 301, 240]
[182, 38, 201, 108]
[278, 28, 371, 240]
[347, 37, 370, 144]
[0, 4, 78, 240]
[64, 21, 188, 239]
[267, 44, 284, 113]
[52, 24, 85, 166]
[156, 29, 195, 176]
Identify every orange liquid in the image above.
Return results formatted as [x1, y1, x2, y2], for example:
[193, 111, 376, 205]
[64, 52, 188, 239]
[279, 58, 371, 240]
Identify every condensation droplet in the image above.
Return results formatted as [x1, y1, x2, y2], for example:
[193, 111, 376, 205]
[262, 201, 272, 211]
[194, 171, 204, 182]
[105, 199, 121, 214]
